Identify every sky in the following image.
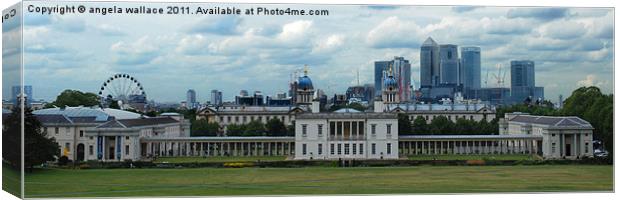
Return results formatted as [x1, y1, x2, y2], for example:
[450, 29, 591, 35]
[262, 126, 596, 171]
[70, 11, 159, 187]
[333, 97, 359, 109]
[5, 2, 614, 103]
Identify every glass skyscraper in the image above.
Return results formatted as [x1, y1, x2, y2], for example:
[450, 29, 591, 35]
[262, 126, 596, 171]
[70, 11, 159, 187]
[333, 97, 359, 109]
[420, 37, 439, 88]
[510, 60, 536, 103]
[374, 57, 411, 102]
[460, 46, 481, 90]
[439, 44, 459, 85]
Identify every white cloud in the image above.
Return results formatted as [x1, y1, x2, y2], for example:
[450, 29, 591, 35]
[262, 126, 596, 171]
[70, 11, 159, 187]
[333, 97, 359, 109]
[577, 74, 607, 87]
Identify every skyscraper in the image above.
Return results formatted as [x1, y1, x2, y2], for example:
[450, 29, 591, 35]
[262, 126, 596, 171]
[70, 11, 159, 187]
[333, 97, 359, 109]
[460, 46, 481, 95]
[374, 57, 411, 102]
[210, 89, 222, 106]
[11, 85, 32, 105]
[186, 89, 196, 109]
[420, 37, 440, 88]
[510, 60, 536, 103]
[374, 60, 390, 97]
[439, 44, 459, 85]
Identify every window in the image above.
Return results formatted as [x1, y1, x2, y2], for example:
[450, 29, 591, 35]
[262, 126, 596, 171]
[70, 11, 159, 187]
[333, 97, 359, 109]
[302, 144, 307, 155]
[125, 136, 129, 140]
[470, 115, 473, 120]
[227, 116, 231, 122]
[330, 122, 336, 137]
[585, 134, 588, 137]
[552, 134, 556, 137]
[318, 144, 323, 155]
[89, 145, 94, 155]
[552, 142, 556, 153]
[266, 116, 270, 121]
[251, 116, 255, 121]
[387, 143, 392, 155]
[281, 116, 285, 122]
[344, 144, 350, 155]
[258, 116, 262, 121]
[371, 143, 376, 155]
[585, 143, 589, 153]
[220, 116, 224, 122]
[330, 144, 335, 155]
[235, 116, 239, 122]
[371, 124, 377, 135]
[448, 116, 451, 120]
[125, 145, 130, 155]
[302, 124, 308, 136]
[55, 127, 59, 135]
[318, 124, 323, 136]
[243, 116, 247, 122]
[79, 130, 84, 137]
[337, 144, 342, 155]
[359, 144, 364, 154]
[89, 136, 93, 140]
[358, 122, 364, 136]
[386, 124, 392, 135]
[425, 115, 429, 120]
[352, 144, 357, 155]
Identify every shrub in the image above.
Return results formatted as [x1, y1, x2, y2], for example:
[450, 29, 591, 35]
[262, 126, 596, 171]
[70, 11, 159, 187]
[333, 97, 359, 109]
[58, 156, 69, 166]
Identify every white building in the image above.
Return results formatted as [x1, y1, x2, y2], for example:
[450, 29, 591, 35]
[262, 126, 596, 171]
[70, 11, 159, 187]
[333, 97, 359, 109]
[294, 112, 398, 160]
[33, 107, 189, 162]
[499, 113, 594, 159]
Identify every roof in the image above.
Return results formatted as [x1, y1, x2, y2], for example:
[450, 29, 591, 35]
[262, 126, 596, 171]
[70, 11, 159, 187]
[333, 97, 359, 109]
[201, 105, 307, 114]
[142, 136, 295, 142]
[422, 37, 437, 46]
[160, 112, 181, 116]
[96, 117, 179, 128]
[35, 114, 73, 124]
[297, 112, 397, 119]
[399, 134, 542, 140]
[384, 103, 493, 113]
[33, 107, 142, 121]
[333, 108, 361, 113]
[509, 115, 593, 129]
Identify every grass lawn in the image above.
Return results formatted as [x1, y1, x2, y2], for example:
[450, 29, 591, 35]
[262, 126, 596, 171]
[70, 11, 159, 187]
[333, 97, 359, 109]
[153, 156, 287, 163]
[2, 163, 21, 197]
[407, 154, 539, 161]
[24, 165, 612, 197]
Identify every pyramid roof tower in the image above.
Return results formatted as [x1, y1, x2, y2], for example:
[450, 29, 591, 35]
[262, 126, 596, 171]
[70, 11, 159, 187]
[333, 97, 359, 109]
[422, 37, 438, 46]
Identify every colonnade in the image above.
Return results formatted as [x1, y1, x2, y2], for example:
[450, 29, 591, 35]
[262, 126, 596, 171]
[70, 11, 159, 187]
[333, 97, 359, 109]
[398, 139, 541, 155]
[142, 140, 294, 157]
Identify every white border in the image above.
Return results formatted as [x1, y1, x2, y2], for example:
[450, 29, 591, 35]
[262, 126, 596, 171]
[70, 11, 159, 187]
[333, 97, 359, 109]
[0, 1, 617, 200]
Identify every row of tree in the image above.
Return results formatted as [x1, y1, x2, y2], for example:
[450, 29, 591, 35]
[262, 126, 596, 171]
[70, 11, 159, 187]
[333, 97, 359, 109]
[398, 114, 498, 135]
[191, 118, 294, 137]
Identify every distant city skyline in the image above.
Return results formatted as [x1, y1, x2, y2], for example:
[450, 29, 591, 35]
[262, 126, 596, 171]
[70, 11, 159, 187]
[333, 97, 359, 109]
[4, 3, 613, 103]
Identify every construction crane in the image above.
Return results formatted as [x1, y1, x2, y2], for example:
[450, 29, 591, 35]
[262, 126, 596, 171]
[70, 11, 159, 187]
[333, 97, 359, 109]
[492, 63, 507, 88]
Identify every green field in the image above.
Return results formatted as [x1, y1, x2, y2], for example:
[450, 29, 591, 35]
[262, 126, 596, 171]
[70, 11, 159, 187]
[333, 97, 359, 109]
[24, 165, 612, 197]
[154, 156, 287, 163]
[2, 163, 21, 197]
[407, 154, 539, 161]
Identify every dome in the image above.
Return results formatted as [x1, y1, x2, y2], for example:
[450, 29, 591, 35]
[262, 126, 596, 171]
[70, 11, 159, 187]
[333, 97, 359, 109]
[298, 75, 314, 90]
[383, 76, 398, 89]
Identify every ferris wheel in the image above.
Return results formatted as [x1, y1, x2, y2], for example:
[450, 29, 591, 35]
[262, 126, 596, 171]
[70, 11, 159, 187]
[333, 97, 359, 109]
[98, 74, 146, 106]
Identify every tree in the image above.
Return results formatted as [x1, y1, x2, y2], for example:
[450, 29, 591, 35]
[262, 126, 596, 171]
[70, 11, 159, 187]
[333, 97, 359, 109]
[454, 118, 476, 135]
[191, 119, 219, 137]
[266, 118, 287, 136]
[397, 113, 413, 135]
[244, 120, 266, 136]
[287, 120, 296, 136]
[412, 116, 428, 134]
[46, 90, 100, 108]
[429, 116, 454, 135]
[561, 87, 613, 159]
[225, 124, 246, 136]
[3, 107, 60, 171]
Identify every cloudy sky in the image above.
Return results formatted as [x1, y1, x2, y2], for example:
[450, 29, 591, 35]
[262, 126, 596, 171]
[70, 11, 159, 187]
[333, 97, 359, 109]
[7, 2, 614, 103]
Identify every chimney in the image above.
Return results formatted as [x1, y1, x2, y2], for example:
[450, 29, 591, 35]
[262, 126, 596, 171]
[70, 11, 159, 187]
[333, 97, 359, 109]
[311, 101, 320, 113]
